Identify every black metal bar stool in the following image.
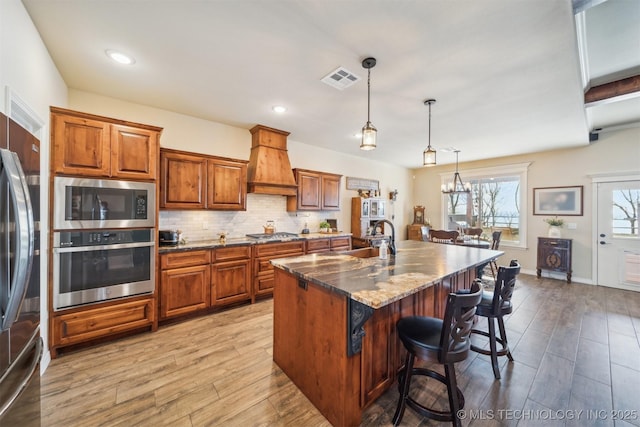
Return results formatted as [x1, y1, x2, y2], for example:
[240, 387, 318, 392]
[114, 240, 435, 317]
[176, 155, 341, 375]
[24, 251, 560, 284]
[470, 259, 520, 379]
[392, 280, 483, 427]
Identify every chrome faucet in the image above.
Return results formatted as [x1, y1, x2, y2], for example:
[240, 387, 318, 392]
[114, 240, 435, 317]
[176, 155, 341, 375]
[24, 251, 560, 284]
[372, 219, 396, 255]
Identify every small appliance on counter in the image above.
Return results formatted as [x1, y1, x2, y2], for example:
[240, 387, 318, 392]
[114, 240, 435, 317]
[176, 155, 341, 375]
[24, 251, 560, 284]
[159, 230, 180, 246]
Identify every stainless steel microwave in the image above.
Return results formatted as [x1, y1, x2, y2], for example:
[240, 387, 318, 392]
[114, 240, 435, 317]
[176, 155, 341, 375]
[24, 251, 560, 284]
[53, 177, 155, 229]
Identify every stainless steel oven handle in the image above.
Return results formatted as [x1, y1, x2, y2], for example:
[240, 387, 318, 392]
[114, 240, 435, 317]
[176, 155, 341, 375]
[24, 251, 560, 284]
[53, 241, 155, 253]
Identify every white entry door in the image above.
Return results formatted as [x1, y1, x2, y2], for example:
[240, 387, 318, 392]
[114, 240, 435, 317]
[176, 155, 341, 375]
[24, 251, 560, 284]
[596, 180, 640, 291]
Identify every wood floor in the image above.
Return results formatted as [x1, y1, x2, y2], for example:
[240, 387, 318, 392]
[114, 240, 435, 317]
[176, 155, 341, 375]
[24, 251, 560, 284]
[41, 274, 640, 427]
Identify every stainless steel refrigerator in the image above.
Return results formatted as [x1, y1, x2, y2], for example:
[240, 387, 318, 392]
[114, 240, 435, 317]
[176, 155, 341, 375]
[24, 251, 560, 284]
[0, 113, 42, 426]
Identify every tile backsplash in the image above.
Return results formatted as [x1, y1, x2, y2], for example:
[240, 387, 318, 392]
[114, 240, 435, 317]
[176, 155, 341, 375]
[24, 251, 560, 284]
[159, 194, 337, 242]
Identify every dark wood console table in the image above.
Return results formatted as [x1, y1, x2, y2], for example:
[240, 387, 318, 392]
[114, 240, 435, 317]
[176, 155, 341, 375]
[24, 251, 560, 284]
[536, 237, 572, 283]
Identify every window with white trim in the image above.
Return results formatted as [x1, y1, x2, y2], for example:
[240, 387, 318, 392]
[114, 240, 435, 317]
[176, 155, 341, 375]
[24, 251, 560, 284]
[441, 163, 530, 248]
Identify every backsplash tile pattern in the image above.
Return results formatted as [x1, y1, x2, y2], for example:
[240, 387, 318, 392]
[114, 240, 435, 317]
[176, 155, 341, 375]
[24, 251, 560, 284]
[159, 194, 336, 242]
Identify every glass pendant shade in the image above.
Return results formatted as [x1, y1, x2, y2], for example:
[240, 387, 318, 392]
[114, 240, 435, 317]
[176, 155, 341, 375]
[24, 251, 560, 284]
[423, 146, 436, 166]
[360, 122, 377, 150]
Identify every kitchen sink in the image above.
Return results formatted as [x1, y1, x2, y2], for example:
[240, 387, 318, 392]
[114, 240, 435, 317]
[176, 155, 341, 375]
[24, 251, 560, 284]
[339, 247, 380, 258]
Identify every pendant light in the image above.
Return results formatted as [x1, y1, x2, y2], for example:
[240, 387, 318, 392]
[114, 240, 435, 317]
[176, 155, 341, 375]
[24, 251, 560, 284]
[441, 150, 471, 193]
[360, 57, 377, 150]
[423, 99, 437, 166]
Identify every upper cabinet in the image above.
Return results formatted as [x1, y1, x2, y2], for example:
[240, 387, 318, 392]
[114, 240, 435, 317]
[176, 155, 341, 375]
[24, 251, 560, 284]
[160, 148, 247, 210]
[286, 168, 342, 211]
[51, 107, 161, 180]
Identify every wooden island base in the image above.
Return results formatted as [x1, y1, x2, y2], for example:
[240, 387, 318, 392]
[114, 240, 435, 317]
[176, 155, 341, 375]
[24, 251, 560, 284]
[273, 265, 478, 426]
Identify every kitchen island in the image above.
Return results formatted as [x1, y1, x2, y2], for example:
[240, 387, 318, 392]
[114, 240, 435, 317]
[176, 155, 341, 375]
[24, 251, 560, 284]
[271, 239, 502, 427]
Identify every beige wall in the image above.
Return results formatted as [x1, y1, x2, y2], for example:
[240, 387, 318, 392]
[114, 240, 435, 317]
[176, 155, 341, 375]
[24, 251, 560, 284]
[69, 90, 414, 239]
[412, 127, 640, 283]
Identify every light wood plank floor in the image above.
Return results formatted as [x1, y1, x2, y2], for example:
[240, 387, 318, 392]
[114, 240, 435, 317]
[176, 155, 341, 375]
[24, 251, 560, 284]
[41, 274, 640, 426]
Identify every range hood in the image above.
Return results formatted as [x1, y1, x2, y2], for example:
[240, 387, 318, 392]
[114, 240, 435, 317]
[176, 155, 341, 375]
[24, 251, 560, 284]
[247, 124, 298, 196]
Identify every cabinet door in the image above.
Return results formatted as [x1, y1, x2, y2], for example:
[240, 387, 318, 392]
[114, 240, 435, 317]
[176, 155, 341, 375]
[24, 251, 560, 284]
[207, 159, 247, 210]
[211, 259, 251, 306]
[361, 304, 394, 406]
[306, 238, 331, 253]
[321, 174, 341, 210]
[297, 170, 322, 210]
[52, 112, 111, 176]
[330, 237, 351, 251]
[160, 150, 206, 209]
[160, 265, 210, 319]
[111, 124, 158, 180]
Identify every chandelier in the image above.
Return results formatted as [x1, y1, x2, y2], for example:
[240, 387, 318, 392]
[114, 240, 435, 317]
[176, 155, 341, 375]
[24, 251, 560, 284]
[441, 150, 471, 193]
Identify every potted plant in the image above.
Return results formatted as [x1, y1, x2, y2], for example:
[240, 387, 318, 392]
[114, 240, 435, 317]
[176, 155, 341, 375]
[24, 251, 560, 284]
[544, 216, 564, 238]
[319, 221, 331, 233]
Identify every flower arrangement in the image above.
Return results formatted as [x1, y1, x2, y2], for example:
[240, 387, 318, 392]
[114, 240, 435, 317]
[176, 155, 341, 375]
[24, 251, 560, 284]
[544, 216, 564, 227]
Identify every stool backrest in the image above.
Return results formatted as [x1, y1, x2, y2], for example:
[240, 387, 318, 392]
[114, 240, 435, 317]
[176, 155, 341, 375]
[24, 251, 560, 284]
[490, 231, 502, 250]
[439, 280, 483, 363]
[492, 260, 520, 312]
[430, 229, 459, 244]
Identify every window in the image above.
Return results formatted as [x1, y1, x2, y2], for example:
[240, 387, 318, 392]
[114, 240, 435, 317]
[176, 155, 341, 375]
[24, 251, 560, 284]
[612, 188, 639, 238]
[441, 163, 530, 248]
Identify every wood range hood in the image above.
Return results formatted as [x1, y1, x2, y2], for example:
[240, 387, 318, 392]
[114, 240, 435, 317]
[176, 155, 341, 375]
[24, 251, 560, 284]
[247, 124, 298, 196]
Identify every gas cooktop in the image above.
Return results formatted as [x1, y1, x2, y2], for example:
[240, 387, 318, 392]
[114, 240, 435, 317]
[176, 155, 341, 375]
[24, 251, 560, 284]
[246, 232, 299, 240]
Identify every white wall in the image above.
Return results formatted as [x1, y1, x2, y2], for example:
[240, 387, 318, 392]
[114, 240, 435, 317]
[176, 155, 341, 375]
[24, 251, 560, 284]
[412, 126, 640, 283]
[69, 90, 414, 241]
[1, 0, 69, 372]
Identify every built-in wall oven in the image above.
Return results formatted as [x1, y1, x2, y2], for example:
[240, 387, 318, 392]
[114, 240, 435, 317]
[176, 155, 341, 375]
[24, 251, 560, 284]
[52, 228, 155, 311]
[53, 176, 155, 230]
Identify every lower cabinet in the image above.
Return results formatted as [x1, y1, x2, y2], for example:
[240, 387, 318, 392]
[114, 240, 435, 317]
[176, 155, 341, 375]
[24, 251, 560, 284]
[211, 246, 252, 306]
[51, 296, 155, 357]
[160, 250, 211, 320]
[305, 236, 352, 254]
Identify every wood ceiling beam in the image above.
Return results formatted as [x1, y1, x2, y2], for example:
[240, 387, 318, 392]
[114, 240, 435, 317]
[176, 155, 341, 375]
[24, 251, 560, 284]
[584, 74, 640, 104]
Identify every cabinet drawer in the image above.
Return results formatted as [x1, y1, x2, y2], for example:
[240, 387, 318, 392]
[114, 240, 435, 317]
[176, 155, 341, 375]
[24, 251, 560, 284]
[213, 245, 251, 262]
[330, 237, 351, 250]
[253, 241, 305, 258]
[161, 250, 211, 269]
[306, 238, 330, 253]
[53, 298, 154, 346]
[539, 238, 570, 249]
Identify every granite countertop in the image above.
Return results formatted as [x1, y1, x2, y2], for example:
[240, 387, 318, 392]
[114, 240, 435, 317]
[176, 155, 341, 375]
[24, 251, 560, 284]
[270, 240, 503, 309]
[158, 231, 352, 253]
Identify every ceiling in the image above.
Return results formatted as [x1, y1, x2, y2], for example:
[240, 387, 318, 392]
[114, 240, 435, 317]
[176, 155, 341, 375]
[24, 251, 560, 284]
[22, 0, 640, 168]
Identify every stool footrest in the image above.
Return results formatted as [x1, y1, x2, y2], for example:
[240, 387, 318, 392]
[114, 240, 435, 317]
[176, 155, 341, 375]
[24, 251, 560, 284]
[398, 367, 465, 422]
[470, 329, 510, 356]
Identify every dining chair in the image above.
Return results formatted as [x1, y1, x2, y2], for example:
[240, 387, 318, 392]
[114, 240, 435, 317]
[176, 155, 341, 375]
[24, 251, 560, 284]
[429, 229, 459, 244]
[463, 227, 483, 239]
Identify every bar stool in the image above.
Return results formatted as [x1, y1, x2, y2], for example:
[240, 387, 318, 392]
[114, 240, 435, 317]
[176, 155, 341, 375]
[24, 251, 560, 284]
[470, 260, 520, 379]
[392, 280, 483, 427]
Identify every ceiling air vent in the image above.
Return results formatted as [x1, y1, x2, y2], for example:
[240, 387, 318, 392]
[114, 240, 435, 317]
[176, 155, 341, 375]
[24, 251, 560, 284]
[321, 67, 360, 90]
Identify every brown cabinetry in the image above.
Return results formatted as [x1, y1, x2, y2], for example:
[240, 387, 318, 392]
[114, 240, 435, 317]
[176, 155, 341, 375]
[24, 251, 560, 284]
[160, 148, 247, 210]
[211, 246, 252, 306]
[252, 241, 304, 301]
[286, 168, 342, 211]
[305, 236, 352, 254]
[51, 297, 155, 355]
[407, 224, 428, 241]
[351, 197, 387, 238]
[159, 250, 211, 319]
[536, 237, 572, 283]
[51, 107, 160, 180]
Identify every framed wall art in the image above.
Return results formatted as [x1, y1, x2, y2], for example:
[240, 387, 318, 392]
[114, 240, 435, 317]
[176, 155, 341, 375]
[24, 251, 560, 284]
[533, 186, 583, 216]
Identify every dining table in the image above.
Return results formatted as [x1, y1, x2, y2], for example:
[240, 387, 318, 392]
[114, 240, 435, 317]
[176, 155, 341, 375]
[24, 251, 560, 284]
[454, 238, 491, 249]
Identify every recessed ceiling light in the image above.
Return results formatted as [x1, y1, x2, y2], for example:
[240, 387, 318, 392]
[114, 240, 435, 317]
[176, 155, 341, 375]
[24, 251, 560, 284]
[272, 105, 287, 113]
[105, 49, 135, 65]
